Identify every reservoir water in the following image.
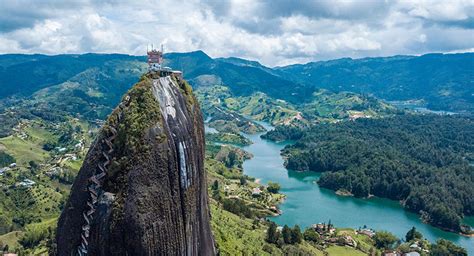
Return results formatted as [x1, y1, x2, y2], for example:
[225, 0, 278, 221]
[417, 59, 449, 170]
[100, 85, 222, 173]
[234, 122, 474, 255]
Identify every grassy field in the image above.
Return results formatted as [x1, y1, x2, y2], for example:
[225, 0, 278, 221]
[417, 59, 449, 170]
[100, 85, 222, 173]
[24, 126, 56, 145]
[336, 228, 376, 254]
[0, 231, 22, 250]
[62, 159, 82, 171]
[0, 136, 49, 166]
[0, 217, 57, 254]
[0, 121, 59, 166]
[326, 245, 367, 256]
[210, 203, 275, 255]
[210, 203, 326, 256]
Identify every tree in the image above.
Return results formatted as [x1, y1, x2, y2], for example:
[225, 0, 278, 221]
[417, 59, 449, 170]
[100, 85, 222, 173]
[226, 150, 237, 168]
[239, 176, 247, 186]
[373, 231, 398, 249]
[303, 228, 320, 242]
[282, 225, 292, 244]
[291, 225, 303, 244]
[0, 152, 15, 167]
[430, 239, 467, 256]
[267, 182, 281, 194]
[29, 160, 38, 171]
[0, 215, 10, 234]
[405, 226, 422, 242]
[398, 243, 411, 254]
[211, 180, 219, 191]
[266, 222, 278, 244]
[42, 141, 56, 151]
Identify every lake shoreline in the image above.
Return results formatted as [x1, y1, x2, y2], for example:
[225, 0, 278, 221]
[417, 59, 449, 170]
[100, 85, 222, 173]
[238, 121, 473, 255]
[277, 157, 473, 236]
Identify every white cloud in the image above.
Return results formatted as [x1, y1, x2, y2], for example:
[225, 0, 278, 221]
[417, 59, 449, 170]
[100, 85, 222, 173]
[405, 0, 473, 21]
[0, 0, 473, 66]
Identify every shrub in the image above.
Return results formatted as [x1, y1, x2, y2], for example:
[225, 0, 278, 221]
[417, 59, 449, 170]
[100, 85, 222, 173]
[267, 182, 281, 194]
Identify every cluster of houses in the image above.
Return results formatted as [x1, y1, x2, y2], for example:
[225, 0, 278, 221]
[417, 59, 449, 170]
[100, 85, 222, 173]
[384, 251, 420, 256]
[301, 222, 359, 248]
[18, 178, 36, 188]
[12, 121, 28, 140]
[312, 222, 337, 236]
[45, 166, 63, 177]
[251, 187, 262, 196]
[356, 227, 376, 237]
[306, 223, 426, 256]
[0, 163, 36, 188]
[348, 112, 371, 121]
[382, 240, 428, 256]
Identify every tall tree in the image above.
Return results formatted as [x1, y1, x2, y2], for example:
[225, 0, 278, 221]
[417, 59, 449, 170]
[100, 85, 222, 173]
[373, 231, 398, 249]
[405, 226, 422, 242]
[291, 225, 303, 244]
[266, 222, 278, 244]
[282, 225, 292, 244]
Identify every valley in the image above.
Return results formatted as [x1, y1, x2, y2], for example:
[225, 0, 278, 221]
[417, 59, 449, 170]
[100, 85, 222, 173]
[0, 52, 472, 255]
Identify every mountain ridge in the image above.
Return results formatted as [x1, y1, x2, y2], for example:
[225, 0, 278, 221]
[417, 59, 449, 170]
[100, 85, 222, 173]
[0, 51, 472, 113]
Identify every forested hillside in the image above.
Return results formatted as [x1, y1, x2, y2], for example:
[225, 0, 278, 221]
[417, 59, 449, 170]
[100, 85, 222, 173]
[271, 114, 474, 232]
[2, 52, 472, 115]
[278, 53, 474, 113]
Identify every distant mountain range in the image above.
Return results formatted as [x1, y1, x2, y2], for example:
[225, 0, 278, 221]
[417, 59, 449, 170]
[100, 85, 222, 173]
[0, 51, 472, 113]
[278, 53, 474, 113]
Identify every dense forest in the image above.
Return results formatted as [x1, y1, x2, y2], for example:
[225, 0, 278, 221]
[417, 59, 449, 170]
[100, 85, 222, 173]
[269, 114, 474, 232]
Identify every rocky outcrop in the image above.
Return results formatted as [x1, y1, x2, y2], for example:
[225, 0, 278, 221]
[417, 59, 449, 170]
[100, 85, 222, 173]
[56, 74, 215, 255]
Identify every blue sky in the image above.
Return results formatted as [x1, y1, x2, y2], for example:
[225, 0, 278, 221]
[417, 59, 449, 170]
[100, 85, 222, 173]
[0, 0, 473, 66]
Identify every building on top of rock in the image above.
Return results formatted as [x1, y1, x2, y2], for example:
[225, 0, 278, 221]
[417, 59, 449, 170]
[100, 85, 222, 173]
[147, 44, 183, 79]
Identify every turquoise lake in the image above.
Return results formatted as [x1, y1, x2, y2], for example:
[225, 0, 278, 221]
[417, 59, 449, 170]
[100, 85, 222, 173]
[233, 122, 474, 255]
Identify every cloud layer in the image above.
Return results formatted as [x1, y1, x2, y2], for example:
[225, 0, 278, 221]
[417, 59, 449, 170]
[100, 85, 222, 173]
[0, 0, 473, 66]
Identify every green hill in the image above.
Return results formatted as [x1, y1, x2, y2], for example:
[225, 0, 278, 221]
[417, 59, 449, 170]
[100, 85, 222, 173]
[278, 53, 474, 113]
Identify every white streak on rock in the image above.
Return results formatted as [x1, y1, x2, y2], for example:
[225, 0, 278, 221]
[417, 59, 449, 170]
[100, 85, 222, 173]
[178, 141, 188, 189]
[152, 77, 177, 120]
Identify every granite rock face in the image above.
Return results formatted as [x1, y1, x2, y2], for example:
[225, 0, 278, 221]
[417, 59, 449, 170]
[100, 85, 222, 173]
[56, 74, 215, 255]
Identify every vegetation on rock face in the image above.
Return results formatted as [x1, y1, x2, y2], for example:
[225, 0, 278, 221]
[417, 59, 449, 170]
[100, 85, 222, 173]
[276, 114, 474, 232]
[102, 75, 163, 228]
[109, 75, 162, 153]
